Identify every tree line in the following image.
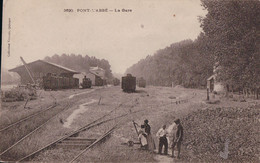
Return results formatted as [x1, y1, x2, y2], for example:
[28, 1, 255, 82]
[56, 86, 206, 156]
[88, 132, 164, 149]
[201, 0, 260, 96]
[126, 37, 214, 88]
[44, 54, 113, 81]
[126, 0, 259, 95]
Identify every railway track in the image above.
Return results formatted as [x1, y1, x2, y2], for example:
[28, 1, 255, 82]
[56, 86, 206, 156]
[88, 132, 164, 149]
[0, 104, 57, 132]
[0, 102, 71, 157]
[69, 124, 117, 163]
[0, 89, 97, 155]
[17, 108, 142, 162]
[0, 97, 141, 162]
[1, 88, 198, 162]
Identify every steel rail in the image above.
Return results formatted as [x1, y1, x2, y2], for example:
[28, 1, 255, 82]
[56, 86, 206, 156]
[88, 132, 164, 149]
[0, 104, 57, 132]
[69, 108, 142, 163]
[69, 124, 117, 163]
[0, 103, 70, 156]
[17, 109, 142, 162]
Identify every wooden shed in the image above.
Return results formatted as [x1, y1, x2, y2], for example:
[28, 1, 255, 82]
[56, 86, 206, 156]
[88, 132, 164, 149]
[9, 60, 80, 85]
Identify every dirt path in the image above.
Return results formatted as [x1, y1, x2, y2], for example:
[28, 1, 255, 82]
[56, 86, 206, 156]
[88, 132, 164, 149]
[155, 153, 186, 163]
[63, 99, 97, 128]
[68, 89, 95, 99]
[155, 153, 174, 163]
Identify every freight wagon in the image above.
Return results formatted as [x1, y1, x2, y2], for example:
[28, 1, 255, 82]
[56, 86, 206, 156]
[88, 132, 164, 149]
[113, 78, 120, 86]
[122, 74, 136, 92]
[137, 77, 146, 88]
[43, 73, 79, 90]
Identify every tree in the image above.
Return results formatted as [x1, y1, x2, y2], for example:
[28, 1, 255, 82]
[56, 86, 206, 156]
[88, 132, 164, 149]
[200, 0, 260, 96]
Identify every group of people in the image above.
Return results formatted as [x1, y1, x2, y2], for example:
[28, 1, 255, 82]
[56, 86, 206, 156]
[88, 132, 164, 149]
[135, 119, 183, 159]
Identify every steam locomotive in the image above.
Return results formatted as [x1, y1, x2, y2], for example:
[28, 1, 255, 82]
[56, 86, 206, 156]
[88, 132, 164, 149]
[81, 76, 92, 88]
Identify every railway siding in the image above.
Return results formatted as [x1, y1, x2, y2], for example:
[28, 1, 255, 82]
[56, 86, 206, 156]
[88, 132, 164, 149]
[17, 102, 141, 162]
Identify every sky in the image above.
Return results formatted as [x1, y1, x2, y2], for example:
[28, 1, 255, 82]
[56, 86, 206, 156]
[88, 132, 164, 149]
[2, 0, 207, 74]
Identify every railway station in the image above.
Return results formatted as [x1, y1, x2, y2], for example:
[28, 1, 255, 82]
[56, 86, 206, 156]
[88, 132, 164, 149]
[86, 67, 106, 86]
[1, 0, 259, 162]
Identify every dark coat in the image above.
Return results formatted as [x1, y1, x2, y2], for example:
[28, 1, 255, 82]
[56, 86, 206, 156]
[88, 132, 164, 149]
[175, 124, 183, 142]
[144, 123, 151, 134]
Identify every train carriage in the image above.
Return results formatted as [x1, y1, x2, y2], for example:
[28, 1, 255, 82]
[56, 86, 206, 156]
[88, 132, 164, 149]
[42, 76, 49, 90]
[43, 73, 79, 90]
[113, 78, 120, 86]
[43, 73, 57, 90]
[69, 77, 74, 88]
[122, 74, 136, 92]
[138, 77, 146, 88]
[74, 78, 79, 88]
[69, 78, 79, 88]
[52, 76, 59, 89]
[64, 77, 70, 89]
[56, 77, 64, 89]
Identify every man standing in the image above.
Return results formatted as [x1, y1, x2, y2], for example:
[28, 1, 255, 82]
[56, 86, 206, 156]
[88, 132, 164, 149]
[156, 125, 168, 155]
[172, 119, 183, 159]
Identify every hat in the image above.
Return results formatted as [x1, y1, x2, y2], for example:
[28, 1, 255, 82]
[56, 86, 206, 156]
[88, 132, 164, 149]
[174, 119, 180, 124]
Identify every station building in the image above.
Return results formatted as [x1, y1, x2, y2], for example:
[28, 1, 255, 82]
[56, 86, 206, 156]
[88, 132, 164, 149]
[9, 60, 80, 85]
[86, 67, 106, 86]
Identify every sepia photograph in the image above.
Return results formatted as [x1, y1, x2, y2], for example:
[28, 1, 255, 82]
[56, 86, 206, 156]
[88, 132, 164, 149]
[1, 0, 259, 162]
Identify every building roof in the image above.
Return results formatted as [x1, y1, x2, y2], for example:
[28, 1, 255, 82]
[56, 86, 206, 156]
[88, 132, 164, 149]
[89, 71, 105, 79]
[89, 66, 104, 71]
[9, 60, 80, 74]
[88, 66, 106, 79]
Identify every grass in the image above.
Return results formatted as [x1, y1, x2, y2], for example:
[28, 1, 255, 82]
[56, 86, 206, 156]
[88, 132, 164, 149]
[0, 104, 59, 151]
[0, 87, 114, 161]
[0, 103, 70, 160]
[0, 88, 96, 161]
[2, 86, 257, 162]
[181, 106, 260, 162]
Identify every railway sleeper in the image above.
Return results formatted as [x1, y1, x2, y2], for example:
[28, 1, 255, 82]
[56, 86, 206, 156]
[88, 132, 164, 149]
[57, 138, 97, 148]
[65, 137, 97, 141]
[56, 143, 91, 149]
[60, 140, 96, 144]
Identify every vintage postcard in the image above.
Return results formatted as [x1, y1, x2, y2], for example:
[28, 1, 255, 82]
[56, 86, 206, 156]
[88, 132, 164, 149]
[1, 0, 259, 162]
